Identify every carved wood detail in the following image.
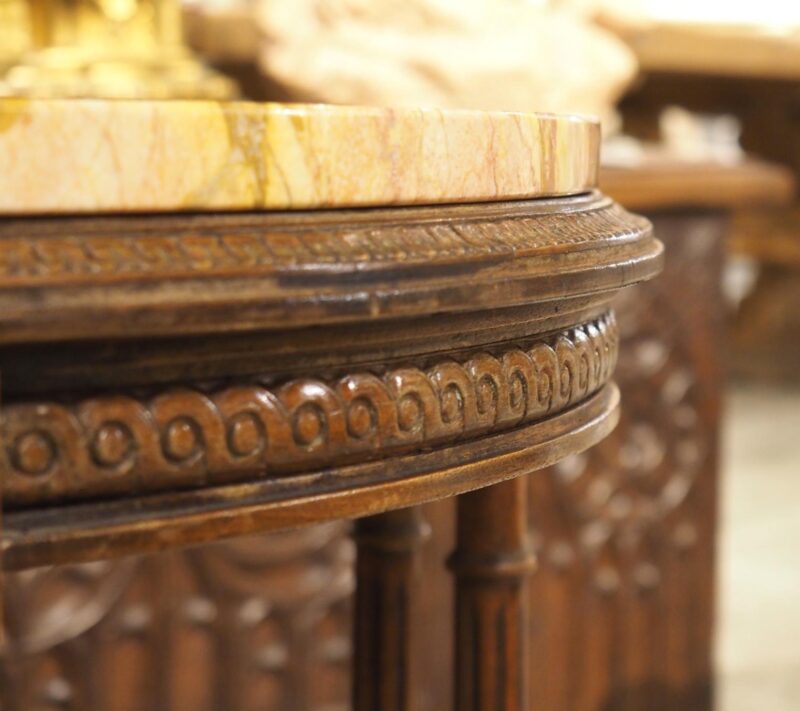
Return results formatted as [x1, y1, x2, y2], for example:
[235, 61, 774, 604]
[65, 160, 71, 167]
[0, 197, 644, 286]
[451, 478, 536, 711]
[364, 213, 723, 710]
[0, 525, 355, 711]
[353, 507, 429, 711]
[2, 313, 618, 507]
[0, 184, 662, 710]
[0, 194, 659, 348]
[525, 212, 723, 710]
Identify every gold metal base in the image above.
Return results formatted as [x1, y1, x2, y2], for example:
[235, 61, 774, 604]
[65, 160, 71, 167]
[0, 48, 236, 99]
[0, 0, 237, 100]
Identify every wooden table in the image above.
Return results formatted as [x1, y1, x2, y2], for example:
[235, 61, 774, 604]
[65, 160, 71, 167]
[0, 100, 661, 710]
[399, 151, 794, 711]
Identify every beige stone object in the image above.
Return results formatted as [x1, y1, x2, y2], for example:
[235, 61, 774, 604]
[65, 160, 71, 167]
[0, 98, 599, 213]
[254, 0, 637, 128]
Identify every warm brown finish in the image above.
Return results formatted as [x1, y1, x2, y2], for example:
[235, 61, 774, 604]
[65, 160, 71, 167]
[3, 313, 619, 508]
[451, 478, 536, 711]
[353, 507, 429, 711]
[601, 157, 795, 212]
[4, 153, 771, 710]
[525, 210, 724, 711]
[378, 215, 721, 711]
[0, 191, 660, 709]
[402, 162, 731, 711]
[0, 195, 640, 345]
[0, 526, 354, 709]
[5, 384, 621, 573]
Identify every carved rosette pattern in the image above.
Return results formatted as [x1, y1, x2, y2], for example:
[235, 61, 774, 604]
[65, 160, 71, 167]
[2, 312, 618, 507]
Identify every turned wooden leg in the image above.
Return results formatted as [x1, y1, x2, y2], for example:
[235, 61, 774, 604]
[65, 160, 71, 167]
[0, 374, 4, 656]
[353, 507, 430, 711]
[1, 380, 4, 711]
[451, 478, 536, 711]
[0, 506, 3, 656]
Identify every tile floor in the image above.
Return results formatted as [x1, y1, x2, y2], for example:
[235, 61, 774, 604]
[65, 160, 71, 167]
[717, 385, 800, 710]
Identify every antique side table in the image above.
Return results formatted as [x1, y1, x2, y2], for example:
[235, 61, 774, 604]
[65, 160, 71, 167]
[397, 152, 795, 711]
[0, 100, 661, 710]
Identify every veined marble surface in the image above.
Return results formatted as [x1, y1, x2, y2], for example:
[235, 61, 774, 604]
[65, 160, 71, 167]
[0, 99, 599, 214]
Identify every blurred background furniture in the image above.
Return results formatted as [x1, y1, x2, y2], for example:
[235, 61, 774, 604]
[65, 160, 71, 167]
[617, 20, 800, 381]
[0, 100, 661, 710]
[728, 207, 800, 380]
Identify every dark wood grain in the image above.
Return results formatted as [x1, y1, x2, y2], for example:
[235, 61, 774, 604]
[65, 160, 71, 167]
[0, 192, 660, 572]
[0, 194, 655, 346]
[451, 476, 536, 711]
[2, 313, 619, 507]
[3, 383, 620, 571]
[0, 190, 661, 710]
[353, 507, 429, 711]
[0, 527, 354, 710]
[395, 204, 728, 711]
[0, 372, 3, 654]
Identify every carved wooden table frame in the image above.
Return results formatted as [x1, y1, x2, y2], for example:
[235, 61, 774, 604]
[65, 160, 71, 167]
[0, 192, 661, 710]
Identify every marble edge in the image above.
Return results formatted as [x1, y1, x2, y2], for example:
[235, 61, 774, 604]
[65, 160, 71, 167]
[0, 99, 601, 214]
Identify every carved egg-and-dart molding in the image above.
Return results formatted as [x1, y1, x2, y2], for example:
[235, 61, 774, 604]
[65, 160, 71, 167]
[3, 313, 618, 507]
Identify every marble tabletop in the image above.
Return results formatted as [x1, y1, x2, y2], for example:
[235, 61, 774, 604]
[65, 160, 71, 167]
[0, 99, 599, 214]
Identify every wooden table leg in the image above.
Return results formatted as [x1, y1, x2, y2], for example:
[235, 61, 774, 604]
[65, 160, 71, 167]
[0, 504, 3, 651]
[451, 477, 537, 711]
[1, 376, 5, 710]
[0, 508, 3, 664]
[353, 506, 430, 711]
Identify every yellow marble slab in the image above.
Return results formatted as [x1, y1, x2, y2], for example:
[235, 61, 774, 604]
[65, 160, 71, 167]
[0, 99, 599, 214]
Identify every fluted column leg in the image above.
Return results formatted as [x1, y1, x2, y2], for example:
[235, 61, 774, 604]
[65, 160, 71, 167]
[353, 506, 430, 711]
[0, 503, 3, 655]
[1, 374, 5, 711]
[0, 374, 4, 659]
[451, 477, 536, 711]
